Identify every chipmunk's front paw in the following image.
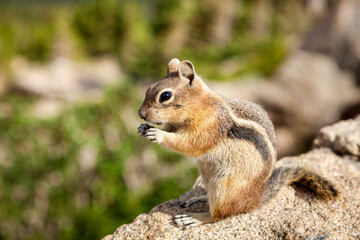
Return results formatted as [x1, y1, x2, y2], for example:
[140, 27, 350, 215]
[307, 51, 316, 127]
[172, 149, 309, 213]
[137, 123, 153, 136]
[137, 124, 164, 143]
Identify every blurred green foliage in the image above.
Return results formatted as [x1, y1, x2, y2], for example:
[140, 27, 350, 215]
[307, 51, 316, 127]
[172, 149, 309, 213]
[0, 81, 197, 240]
[0, 4, 56, 67]
[0, 0, 312, 80]
[70, 0, 288, 79]
[0, 0, 318, 239]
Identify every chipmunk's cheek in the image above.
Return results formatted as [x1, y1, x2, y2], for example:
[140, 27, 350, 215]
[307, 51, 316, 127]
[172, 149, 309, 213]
[147, 111, 163, 123]
[144, 110, 156, 122]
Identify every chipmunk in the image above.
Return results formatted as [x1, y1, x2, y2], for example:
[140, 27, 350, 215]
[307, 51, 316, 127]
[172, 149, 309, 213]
[137, 58, 338, 228]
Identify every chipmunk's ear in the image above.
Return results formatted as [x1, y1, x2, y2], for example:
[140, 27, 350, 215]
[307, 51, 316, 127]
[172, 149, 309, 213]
[167, 58, 180, 74]
[178, 60, 196, 86]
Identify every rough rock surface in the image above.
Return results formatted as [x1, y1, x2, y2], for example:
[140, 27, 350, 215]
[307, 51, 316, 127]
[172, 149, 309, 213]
[313, 115, 360, 160]
[103, 117, 360, 240]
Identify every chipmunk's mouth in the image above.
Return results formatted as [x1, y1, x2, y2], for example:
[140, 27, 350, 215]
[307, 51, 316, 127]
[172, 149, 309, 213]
[145, 119, 163, 126]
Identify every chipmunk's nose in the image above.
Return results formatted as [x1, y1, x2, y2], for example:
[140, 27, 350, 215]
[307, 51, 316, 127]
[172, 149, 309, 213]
[138, 107, 147, 120]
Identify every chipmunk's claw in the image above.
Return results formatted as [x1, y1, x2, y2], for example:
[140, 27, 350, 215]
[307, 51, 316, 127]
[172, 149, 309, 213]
[137, 123, 153, 137]
[137, 124, 163, 143]
[174, 214, 202, 229]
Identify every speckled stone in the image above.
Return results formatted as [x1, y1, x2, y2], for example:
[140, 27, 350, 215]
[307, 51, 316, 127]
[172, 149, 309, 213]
[103, 118, 360, 240]
[313, 115, 360, 160]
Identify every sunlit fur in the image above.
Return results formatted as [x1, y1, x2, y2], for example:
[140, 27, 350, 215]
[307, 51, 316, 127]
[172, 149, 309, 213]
[139, 59, 338, 225]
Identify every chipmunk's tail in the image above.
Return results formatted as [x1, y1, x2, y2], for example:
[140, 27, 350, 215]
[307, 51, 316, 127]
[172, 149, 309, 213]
[262, 166, 339, 203]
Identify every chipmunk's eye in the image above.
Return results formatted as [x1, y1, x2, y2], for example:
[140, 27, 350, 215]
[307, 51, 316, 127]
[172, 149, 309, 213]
[160, 91, 172, 103]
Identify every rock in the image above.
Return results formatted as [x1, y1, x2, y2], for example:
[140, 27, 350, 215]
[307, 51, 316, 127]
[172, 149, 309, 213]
[103, 118, 360, 239]
[313, 115, 360, 160]
[258, 51, 359, 133]
[10, 56, 122, 102]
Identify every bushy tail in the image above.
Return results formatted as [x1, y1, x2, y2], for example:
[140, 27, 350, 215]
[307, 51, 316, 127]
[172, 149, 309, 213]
[262, 166, 339, 203]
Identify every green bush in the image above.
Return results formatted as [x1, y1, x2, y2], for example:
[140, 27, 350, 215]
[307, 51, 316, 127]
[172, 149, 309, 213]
[70, 0, 291, 79]
[71, 0, 157, 77]
[0, 0, 295, 79]
[0, 81, 197, 240]
[0, 4, 56, 67]
[71, 0, 126, 56]
[0, 1, 318, 239]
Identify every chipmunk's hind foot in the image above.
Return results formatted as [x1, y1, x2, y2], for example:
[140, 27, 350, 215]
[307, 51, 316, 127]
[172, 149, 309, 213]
[174, 212, 213, 229]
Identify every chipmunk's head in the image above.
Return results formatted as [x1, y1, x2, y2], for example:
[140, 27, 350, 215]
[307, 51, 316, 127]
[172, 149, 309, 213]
[138, 58, 207, 126]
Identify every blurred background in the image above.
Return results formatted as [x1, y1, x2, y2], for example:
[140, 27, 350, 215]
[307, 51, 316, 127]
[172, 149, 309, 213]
[0, 0, 359, 239]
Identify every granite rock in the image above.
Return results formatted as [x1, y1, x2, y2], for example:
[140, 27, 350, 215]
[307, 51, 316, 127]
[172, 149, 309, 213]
[313, 115, 360, 160]
[103, 118, 360, 240]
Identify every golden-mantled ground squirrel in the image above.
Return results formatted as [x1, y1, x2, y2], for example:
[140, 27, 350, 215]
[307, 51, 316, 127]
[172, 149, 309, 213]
[137, 58, 338, 228]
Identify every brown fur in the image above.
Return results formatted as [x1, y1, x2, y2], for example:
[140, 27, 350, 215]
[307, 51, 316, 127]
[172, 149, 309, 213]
[211, 175, 267, 219]
[205, 140, 272, 220]
[263, 166, 339, 203]
[138, 59, 338, 226]
[225, 98, 279, 151]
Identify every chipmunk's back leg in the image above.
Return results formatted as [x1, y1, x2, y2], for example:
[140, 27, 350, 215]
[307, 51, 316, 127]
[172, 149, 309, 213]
[174, 176, 264, 228]
[208, 175, 265, 220]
